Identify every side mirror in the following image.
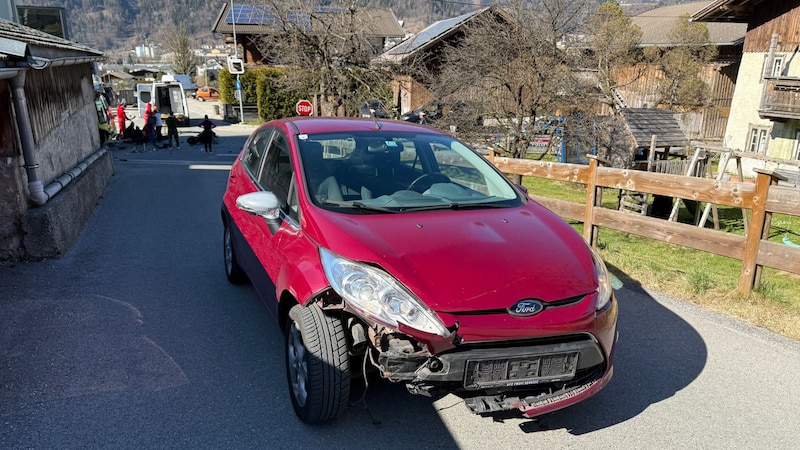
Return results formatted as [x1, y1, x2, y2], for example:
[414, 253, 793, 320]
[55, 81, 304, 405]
[236, 191, 280, 219]
[236, 191, 282, 234]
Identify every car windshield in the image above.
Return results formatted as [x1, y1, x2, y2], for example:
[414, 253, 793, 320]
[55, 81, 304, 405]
[297, 131, 522, 213]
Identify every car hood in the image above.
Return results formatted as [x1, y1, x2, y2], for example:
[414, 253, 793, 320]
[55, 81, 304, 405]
[304, 202, 597, 313]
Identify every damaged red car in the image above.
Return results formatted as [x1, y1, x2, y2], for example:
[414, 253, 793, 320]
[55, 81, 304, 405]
[221, 117, 618, 423]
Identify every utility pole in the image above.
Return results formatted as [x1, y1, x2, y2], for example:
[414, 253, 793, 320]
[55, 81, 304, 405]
[231, 0, 245, 123]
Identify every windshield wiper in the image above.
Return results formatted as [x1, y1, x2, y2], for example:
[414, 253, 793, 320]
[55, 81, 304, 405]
[352, 201, 399, 213]
[321, 199, 398, 213]
[401, 202, 514, 212]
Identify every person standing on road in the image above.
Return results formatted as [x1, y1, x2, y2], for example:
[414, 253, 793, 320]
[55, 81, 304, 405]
[165, 112, 180, 148]
[143, 103, 157, 149]
[198, 114, 216, 153]
[153, 106, 163, 141]
[115, 100, 130, 140]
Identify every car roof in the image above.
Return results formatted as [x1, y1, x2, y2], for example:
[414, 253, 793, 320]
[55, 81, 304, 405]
[277, 117, 442, 135]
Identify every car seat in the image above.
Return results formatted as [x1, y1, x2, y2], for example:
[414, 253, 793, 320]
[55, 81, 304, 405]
[301, 141, 344, 202]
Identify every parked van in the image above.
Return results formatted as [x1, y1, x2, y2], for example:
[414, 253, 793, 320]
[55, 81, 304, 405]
[136, 81, 190, 126]
[161, 74, 198, 96]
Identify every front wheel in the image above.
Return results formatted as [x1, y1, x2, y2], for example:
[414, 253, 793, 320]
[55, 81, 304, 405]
[223, 223, 248, 284]
[286, 304, 350, 423]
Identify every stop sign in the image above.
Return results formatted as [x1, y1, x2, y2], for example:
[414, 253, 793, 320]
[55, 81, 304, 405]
[296, 99, 313, 116]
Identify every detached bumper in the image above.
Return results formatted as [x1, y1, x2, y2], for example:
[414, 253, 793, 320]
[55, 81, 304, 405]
[465, 363, 613, 417]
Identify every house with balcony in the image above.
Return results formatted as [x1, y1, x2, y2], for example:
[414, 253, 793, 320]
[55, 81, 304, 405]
[693, 0, 800, 178]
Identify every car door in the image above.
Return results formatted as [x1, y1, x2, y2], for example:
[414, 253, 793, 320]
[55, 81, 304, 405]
[251, 129, 300, 286]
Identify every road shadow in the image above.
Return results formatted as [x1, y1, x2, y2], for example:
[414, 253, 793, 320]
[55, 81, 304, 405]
[487, 264, 709, 434]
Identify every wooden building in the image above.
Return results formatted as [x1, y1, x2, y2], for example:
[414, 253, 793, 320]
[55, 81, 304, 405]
[211, 4, 405, 65]
[693, 0, 800, 177]
[613, 2, 746, 142]
[375, 6, 514, 115]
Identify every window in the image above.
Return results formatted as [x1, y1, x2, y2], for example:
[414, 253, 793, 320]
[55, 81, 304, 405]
[747, 127, 769, 154]
[772, 57, 784, 77]
[259, 131, 298, 221]
[793, 130, 800, 160]
[242, 128, 272, 176]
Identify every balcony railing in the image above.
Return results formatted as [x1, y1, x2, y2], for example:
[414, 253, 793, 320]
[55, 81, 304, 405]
[759, 76, 800, 120]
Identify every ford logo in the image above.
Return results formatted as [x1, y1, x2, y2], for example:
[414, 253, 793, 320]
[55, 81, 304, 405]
[508, 299, 544, 317]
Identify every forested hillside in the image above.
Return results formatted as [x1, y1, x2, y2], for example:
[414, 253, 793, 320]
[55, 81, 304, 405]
[15, 0, 688, 55]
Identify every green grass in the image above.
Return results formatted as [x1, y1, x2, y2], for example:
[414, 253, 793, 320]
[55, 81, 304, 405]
[520, 172, 800, 341]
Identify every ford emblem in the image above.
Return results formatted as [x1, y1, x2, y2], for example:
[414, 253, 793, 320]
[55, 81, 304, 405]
[508, 299, 544, 317]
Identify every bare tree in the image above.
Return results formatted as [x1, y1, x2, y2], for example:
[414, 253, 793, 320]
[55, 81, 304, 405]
[423, 1, 597, 167]
[250, 0, 394, 116]
[584, 1, 643, 110]
[160, 22, 198, 75]
[647, 14, 717, 110]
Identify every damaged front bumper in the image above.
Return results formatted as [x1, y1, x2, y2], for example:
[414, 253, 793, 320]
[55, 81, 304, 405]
[376, 333, 612, 416]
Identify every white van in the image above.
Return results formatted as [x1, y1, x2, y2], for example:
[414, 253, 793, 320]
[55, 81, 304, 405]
[136, 81, 190, 126]
[161, 74, 198, 96]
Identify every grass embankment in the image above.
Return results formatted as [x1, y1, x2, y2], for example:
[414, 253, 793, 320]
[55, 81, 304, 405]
[522, 176, 800, 341]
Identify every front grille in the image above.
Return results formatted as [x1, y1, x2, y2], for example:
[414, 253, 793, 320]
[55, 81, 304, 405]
[446, 294, 588, 316]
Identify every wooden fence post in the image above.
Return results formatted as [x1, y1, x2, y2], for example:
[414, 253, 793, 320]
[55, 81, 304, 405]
[583, 155, 606, 246]
[738, 169, 786, 295]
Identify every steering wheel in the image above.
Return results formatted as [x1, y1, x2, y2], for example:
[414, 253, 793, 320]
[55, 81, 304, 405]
[407, 173, 451, 193]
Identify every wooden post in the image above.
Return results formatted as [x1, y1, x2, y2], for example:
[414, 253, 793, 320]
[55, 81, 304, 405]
[583, 155, 607, 247]
[646, 134, 657, 172]
[668, 146, 702, 221]
[738, 169, 786, 295]
[699, 150, 732, 228]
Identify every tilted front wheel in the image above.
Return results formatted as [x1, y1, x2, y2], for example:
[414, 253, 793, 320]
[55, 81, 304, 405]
[286, 304, 350, 423]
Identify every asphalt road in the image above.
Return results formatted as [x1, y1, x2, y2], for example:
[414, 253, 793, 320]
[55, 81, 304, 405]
[1, 120, 799, 449]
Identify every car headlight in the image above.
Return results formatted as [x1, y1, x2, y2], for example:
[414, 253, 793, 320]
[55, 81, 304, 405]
[591, 248, 613, 311]
[320, 248, 450, 337]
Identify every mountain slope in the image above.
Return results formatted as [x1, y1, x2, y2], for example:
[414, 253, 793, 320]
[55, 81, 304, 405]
[16, 0, 686, 56]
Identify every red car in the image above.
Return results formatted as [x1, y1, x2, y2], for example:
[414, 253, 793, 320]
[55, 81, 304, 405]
[221, 117, 617, 423]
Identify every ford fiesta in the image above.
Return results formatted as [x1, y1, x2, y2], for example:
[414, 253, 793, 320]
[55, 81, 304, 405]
[221, 117, 618, 423]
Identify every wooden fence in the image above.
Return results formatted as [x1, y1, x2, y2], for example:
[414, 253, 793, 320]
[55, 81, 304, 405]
[488, 152, 800, 295]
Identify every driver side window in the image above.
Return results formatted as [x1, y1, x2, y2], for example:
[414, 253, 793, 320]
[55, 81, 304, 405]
[259, 131, 298, 222]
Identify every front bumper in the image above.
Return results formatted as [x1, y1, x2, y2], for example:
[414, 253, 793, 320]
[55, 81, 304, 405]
[378, 333, 612, 416]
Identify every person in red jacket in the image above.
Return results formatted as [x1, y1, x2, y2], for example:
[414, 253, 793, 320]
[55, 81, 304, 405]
[115, 99, 131, 140]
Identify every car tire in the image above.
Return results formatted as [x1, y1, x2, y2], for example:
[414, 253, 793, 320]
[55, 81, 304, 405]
[198, 97, 205, 102]
[286, 304, 350, 424]
[223, 224, 248, 284]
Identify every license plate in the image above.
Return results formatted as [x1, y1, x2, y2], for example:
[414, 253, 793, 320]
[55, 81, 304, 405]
[464, 352, 579, 389]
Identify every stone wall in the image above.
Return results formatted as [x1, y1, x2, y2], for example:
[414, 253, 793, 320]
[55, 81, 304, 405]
[21, 150, 114, 259]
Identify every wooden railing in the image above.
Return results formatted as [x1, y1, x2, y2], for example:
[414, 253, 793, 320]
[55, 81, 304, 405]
[760, 76, 800, 120]
[488, 152, 800, 295]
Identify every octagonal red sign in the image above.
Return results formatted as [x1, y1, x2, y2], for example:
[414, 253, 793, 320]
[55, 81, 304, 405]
[296, 99, 313, 116]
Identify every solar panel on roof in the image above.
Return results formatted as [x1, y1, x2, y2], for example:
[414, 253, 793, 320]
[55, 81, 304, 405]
[225, 5, 276, 25]
[386, 10, 480, 55]
[224, 4, 315, 29]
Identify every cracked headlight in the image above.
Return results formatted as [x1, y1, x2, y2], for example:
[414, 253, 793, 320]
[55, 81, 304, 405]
[591, 248, 613, 311]
[320, 248, 450, 337]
